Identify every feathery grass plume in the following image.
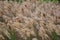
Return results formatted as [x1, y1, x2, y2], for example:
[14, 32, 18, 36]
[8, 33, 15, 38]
[0, 0, 60, 40]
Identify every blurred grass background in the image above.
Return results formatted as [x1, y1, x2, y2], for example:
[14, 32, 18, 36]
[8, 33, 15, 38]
[0, 0, 60, 3]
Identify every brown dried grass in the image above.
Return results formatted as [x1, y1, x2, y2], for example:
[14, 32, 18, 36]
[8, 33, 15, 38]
[0, 0, 60, 40]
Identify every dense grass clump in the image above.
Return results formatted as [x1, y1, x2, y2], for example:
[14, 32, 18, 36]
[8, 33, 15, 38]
[0, 0, 60, 40]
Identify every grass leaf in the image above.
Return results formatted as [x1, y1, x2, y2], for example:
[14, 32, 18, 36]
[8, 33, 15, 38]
[52, 31, 58, 40]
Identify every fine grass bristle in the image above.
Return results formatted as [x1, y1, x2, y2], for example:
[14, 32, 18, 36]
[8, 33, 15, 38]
[0, 0, 60, 40]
